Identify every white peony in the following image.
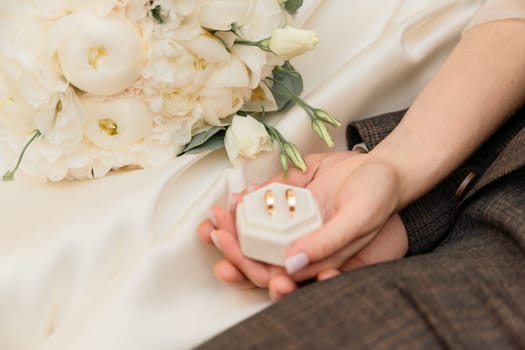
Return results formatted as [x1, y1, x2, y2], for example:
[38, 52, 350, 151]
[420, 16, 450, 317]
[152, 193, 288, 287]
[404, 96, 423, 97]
[82, 96, 153, 150]
[0, 0, 316, 181]
[50, 12, 146, 96]
[224, 114, 273, 163]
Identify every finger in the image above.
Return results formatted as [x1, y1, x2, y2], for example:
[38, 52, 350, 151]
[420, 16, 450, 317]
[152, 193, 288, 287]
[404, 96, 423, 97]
[285, 204, 376, 275]
[213, 229, 272, 288]
[197, 218, 216, 244]
[291, 232, 376, 280]
[341, 214, 408, 271]
[231, 183, 262, 216]
[268, 275, 297, 301]
[214, 260, 256, 289]
[265, 152, 353, 188]
[229, 192, 244, 213]
[285, 162, 399, 273]
[211, 205, 237, 235]
[317, 269, 341, 281]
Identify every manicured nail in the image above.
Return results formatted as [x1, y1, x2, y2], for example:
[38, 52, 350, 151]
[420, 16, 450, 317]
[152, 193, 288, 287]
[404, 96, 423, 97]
[285, 252, 309, 275]
[210, 230, 222, 251]
[208, 209, 218, 227]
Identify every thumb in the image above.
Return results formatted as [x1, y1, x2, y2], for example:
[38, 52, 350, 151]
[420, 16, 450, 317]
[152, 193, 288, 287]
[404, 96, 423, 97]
[283, 203, 377, 275]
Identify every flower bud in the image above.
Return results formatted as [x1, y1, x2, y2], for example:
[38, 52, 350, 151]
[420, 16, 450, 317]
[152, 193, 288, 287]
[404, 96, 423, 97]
[311, 119, 335, 148]
[279, 152, 289, 174]
[314, 108, 342, 127]
[283, 142, 307, 172]
[269, 27, 319, 61]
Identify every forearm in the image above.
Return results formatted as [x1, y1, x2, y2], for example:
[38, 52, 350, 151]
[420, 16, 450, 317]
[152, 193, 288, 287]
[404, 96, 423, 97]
[371, 19, 525, 208]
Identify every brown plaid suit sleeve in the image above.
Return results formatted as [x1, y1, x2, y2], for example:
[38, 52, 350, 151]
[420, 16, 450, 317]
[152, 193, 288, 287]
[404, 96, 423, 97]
[346, 109, 525, 255]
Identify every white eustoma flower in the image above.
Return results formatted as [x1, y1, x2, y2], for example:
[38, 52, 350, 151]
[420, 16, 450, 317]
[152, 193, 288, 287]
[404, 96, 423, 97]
[269, 27, 319, 60]
[50, 12, 146, 96]
[241, 83, 278, 112]
[199, 88, 249, 125]
[33, 88, 85, 146]
[231, 45, 268, 89]
[240, 0, 285, 41]
[199, 0, 254, 31]
[206, 55, 250, 88]
[82, 96, 153, 149]
[182, 33, 230, 63]
[224, 114, 273, 163]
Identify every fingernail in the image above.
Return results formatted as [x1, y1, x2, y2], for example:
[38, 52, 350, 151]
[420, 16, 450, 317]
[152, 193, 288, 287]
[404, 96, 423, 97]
[208, 209, 218, 227]
[210, 230, 222, 251]
[269, 290, 280, 302]
[285, 252, 309, 275]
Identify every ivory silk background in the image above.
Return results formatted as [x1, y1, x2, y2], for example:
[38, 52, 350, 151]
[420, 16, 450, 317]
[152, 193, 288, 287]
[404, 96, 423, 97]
[1, 0, 522, 349]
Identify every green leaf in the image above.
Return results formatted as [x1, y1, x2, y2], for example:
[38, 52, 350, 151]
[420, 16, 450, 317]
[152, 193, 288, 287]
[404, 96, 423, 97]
[269, 62, 304, 112]
[178, 127, 226, 155]
[151, 5, 165, 24]
[284, 0, 304, 15]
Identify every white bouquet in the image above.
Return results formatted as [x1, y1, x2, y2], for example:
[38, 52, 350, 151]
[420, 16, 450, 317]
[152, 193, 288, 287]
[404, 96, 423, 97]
[0, 0, 340, 181]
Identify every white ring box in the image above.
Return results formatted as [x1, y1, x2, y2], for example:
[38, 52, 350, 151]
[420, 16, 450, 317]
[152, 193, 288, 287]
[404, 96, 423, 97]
[236, 183, 323, 266]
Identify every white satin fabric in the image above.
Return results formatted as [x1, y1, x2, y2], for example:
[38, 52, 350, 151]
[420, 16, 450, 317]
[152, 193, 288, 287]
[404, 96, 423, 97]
[465, 0, 525, 31]
[0, 1, 486, 349]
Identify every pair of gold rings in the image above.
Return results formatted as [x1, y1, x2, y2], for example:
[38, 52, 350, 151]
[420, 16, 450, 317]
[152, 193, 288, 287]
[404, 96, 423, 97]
[264, 189, 296, 217]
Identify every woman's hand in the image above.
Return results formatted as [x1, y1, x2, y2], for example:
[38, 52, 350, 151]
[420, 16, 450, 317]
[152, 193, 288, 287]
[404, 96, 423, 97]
[198, 151, 408, 300]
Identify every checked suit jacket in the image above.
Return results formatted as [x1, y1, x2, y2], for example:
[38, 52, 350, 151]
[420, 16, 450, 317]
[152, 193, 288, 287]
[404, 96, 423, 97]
[198, 107, 525, 350]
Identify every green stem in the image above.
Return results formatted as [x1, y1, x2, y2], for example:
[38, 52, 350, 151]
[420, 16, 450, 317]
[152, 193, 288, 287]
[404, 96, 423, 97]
[235, 38, 272, 53]
[263, 123, 285, 143]
[265, 77, 315, 117]
[2, 130, 42, 181]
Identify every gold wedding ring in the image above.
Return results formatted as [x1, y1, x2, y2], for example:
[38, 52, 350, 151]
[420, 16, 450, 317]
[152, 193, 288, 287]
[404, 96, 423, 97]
[264, 190, 275, 215]
[286, 189, 296, 217]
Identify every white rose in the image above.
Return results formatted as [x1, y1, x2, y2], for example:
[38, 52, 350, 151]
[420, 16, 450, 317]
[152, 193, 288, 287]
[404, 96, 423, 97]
[82, 96, 153, 149]
[224, 114, 273, 163]
[269, 27, 319, 61]
[50, 12, 146, 96]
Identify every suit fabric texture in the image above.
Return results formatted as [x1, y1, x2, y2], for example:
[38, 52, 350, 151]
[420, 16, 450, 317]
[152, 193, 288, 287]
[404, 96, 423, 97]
[197, 108, 525, 350]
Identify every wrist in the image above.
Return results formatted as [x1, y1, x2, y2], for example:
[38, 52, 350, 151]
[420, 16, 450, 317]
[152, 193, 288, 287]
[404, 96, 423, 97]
[344, 153, 404, 213]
